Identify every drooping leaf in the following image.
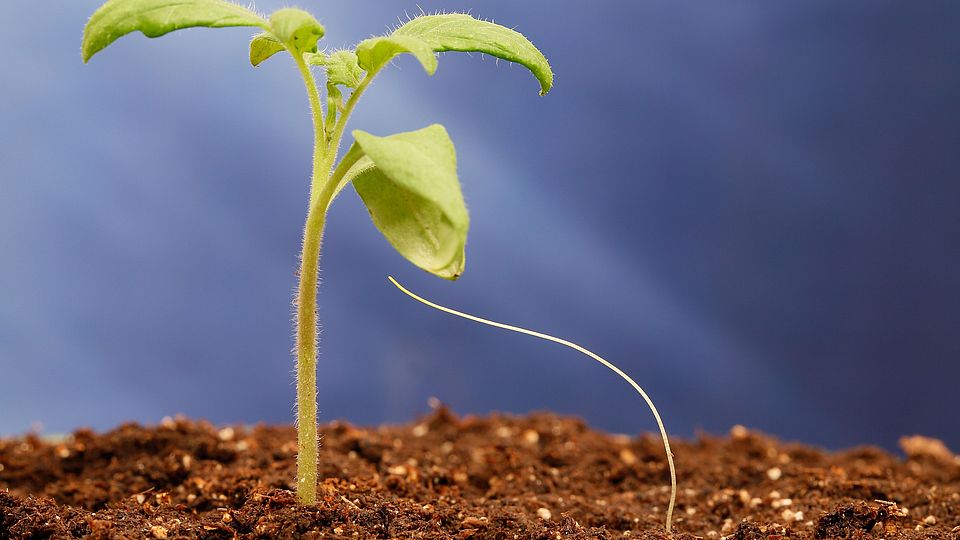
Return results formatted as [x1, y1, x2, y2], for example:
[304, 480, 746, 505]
[355, 35, 437, 75]
[350, 125, 468, 280]
[393, 13, 552, 95]
[249, 32, 284, 66]
[268, 8, 324, 55]
[82, 0, 269, 63]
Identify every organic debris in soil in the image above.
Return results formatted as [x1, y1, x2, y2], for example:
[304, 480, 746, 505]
[1, 409, 959, 539]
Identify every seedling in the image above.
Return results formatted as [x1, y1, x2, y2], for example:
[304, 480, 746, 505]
[81, 0, 551, 507]
[80, 0, 678, 531]
[389, 277, 677, 532]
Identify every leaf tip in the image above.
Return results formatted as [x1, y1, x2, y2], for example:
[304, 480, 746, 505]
[538, 67, 554, 95]
[434, 244, 466, 281]
[351, 129, 378, 147]
[439, 266, 464, 281]
[80, 28, 97, 63]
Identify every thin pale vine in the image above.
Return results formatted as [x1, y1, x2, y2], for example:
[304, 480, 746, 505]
[81, 0, 552, 505]
[387, 276, 677, 533]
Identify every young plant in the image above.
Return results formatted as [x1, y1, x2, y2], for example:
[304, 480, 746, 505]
[388, 277, 678, 532]
[81, 0, 552, 506]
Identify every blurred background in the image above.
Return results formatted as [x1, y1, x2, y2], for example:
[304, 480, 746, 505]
[1, 1, 958, 452]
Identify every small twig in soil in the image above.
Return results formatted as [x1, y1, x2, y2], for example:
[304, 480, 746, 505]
[388, 276, 678, 533]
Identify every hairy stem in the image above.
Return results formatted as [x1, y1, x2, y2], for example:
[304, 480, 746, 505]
[320, 68, 379, 176]
[292, 53, 328, 505]
[294, 202, 323, 505]
[292, 56, 380, 505]
[295, 54, 327, 188]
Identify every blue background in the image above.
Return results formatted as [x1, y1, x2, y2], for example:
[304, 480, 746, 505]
[2, 1, 958, 451]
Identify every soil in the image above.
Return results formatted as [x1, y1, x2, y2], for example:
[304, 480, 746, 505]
[1, 407, 958, 539]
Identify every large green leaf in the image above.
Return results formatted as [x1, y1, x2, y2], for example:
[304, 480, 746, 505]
[355, 35, 437, 75]
[393, 13, 552, 95]
[82, 0, 268, 62]
[350, 125, 468, 280]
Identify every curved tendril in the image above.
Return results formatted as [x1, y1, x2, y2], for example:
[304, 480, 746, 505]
[387, 276, 677, 533]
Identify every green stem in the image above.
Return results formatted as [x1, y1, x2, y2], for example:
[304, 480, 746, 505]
[295, 54, 327, 190]
[294, 201, 323, 505]
[292, 52, 328, 505]
[319, 68, 379, 178]
[291, 57, 381, 505]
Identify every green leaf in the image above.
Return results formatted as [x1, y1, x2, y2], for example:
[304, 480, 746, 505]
[82, 0, 269, 63]
[249, 32, 284, 66]
[350, 125, 468, 280]
[302, 50, 325, 65]
[308, 50, 365, 89]
[268, 8, 324, 55]
[356, 35, 437, 75]
[393, 13, 553, 95]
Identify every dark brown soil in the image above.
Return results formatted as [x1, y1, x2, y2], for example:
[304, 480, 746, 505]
[1, 407, 958, 539]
